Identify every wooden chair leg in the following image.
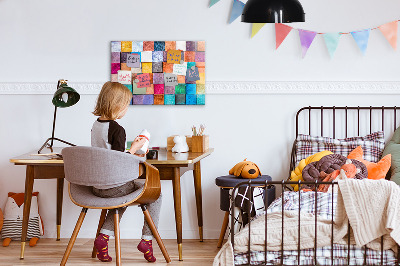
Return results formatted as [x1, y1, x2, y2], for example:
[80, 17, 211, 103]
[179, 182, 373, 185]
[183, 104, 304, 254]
[141, 205, 171, 263]
[60, 208, 88, 266]
[91, 209, 108, 258]
[114, 210, 121, 266]
[217, 211, 230, 248]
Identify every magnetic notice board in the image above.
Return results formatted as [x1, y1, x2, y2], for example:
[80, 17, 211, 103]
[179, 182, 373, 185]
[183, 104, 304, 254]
[111, 41, 205, 105]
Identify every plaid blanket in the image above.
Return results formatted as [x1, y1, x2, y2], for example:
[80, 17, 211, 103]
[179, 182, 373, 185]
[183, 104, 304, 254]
[234, 191, 397, 265]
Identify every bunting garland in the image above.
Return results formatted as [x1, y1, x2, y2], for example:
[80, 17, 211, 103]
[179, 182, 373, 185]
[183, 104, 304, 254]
[208, 1, 399, 58]
[229, 0, 245, 24]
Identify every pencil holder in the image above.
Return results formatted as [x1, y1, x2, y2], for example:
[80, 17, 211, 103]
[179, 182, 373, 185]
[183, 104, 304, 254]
[191, 135, 209, 153]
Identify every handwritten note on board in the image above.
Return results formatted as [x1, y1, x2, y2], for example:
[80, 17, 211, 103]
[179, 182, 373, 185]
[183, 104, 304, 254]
[186, 66, 200, 82]
[126, 53, 140, 68]
[117, 70, 132, 84]
[167, 50, 182, 64]
[173, 62, 187, 76]
[136, 73, 151, 88]
[164, 73, 178, 86]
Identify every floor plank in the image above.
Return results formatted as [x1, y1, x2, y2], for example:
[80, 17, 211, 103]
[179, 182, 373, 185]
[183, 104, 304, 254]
[0, 239, 221, 265]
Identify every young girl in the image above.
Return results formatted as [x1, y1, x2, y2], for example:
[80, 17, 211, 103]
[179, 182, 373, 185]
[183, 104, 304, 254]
[91, 81, 162, 263]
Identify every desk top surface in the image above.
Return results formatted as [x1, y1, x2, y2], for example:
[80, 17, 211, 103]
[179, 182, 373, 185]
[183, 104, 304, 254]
[10, 147, 214, 166]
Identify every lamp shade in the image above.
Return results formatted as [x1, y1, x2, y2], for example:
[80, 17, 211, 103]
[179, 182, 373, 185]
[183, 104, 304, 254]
[241, 0, 305, 23]
[52, 84, 80, 108]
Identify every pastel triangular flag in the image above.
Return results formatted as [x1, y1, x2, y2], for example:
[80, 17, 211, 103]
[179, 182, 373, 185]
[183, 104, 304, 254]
[275, 23, 293, 49]
[298, 29, 317, 58]
[209, 0, 220, 7]
[229, 0, 245, 24]
[323, 33, 341, 58]
[351, 29, 370, 55]
[378, 21, 397, 50]
[251, 23, 266, 38]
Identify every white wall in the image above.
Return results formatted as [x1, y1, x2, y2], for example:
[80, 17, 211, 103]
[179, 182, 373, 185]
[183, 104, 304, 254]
[1, 0, 400, 240]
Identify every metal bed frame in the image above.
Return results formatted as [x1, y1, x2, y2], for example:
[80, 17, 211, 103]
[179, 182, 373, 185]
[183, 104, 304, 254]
[230, 106, 400, 266]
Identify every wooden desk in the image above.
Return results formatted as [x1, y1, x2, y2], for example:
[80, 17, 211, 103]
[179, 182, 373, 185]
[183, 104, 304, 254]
[10, 147, 213, 261]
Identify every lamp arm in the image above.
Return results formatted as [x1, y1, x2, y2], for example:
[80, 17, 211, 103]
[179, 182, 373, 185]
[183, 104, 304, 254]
[50, 105, 57, 148]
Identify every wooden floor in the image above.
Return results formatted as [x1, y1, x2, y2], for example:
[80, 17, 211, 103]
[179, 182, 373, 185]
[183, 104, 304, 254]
[0, 239, 221, 265]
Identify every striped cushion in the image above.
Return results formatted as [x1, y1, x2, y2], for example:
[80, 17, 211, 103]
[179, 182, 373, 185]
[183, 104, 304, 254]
[1, 217, 40, 240]
[295, 131, 385, 166]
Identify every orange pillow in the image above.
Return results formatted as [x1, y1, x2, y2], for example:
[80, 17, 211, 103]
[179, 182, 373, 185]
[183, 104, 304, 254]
[347, 146, 391, 180]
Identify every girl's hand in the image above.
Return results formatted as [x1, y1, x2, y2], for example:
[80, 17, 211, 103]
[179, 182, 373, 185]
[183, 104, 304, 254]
[134, 149, 149, 157]
[129, 137, 147, 155]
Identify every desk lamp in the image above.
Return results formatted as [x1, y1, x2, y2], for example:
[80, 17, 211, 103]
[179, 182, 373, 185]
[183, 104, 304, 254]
[241, 0, 305, 23]
[38, 79, 80, 154]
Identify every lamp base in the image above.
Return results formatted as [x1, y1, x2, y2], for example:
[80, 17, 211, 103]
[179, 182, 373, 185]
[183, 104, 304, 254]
[38, 137, 76, 154]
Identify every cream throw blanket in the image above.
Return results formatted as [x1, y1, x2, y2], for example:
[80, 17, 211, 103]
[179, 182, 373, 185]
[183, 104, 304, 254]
[213, 179, 400, 266]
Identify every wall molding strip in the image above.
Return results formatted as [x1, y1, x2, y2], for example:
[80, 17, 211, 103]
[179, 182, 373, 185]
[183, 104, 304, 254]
[0, 81, 399, 95]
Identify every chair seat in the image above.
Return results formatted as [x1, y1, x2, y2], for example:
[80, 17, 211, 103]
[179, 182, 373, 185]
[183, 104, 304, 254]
[69, 180, 145, 208]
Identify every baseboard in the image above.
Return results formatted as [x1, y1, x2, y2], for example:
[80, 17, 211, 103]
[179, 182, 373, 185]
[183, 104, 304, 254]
[1, 81, 400, 95]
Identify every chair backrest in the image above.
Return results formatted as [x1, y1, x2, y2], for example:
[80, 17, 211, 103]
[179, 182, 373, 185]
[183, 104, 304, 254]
[62, 146, 145, 187]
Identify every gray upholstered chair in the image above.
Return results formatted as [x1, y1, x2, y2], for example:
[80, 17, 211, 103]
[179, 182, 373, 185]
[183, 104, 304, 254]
[60, 146, 171, 265]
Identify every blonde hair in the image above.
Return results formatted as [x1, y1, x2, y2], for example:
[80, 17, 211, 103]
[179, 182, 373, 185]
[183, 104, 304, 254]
[93, 81, 132, 120]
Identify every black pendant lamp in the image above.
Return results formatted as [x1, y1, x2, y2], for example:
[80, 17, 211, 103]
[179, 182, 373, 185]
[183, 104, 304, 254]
[242, 0, 305, 23]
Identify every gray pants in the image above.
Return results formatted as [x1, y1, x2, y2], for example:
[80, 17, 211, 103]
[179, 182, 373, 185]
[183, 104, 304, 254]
[92, 180, 162, 240]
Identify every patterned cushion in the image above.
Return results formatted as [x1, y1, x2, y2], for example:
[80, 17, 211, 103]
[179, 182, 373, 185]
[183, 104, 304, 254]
[295, 131, 385, 166]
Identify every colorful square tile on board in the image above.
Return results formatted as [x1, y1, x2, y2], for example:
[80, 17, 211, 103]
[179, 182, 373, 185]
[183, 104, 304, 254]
[163, 63, 174, 73]
[196, 72, 205, 84]
[164, 94, 175, 105]
[195, 52, 205, 62]
[153, 73, 164, 84]
[154, 41, 165, 51]
[132, 95, 144, 105]
[175, 94, 186, 105]
[186, 84, 196, 94]
[165, 41, 176, 51]
[184, 51, 195, 62]
[196, 41, 205, 51]
[111, 52, 120, 63]
[186, 41, 196, 51]
[124, 84, 133, 93]
[142, 62, 153, 73]
[111, 74, 118, 82]
[196, 84, 205, 94]
[175, 84, 186, 94]
[141, 51, 153, 62]
[121, 63, 131, 71]
[111, 41, 121, 52]
[154, 95, 164, 105]
[197, 94, 205, 105]
[163, 51, 168, 62]
[154, 84, 164, 94]
[143, 94, 154, 105]
[120, 53, 129, 63]
[176, 41, 186, 51]
[152, 62, 163, 73]
[132, 41, 143, 52]
[165, 86, 175, 94]
[121, 41, 132, 52]
[186, 94, 197, 105]
[143, 41, 154, 51]
[152, 51, 164, 62]
[111, 63, 121, 74]
[177, 75, 185, 84]
[146, 85, 154, 94]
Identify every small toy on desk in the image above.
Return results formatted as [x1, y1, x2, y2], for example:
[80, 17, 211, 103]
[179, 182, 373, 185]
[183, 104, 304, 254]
[172, 135, 189, 153]
[1, 192, 44, 247]
[229, 159, 261, 179]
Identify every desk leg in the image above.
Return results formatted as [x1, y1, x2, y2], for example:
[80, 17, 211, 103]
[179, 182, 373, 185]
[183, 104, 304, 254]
[193, 161, 203, 242]
[172, 167, 183, 261]
[20, 165, 34, 259]
[56, 178, 64, 241]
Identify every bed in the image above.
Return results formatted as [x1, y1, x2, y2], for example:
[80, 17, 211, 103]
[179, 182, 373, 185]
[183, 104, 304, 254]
[214, 106, 400, 266]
